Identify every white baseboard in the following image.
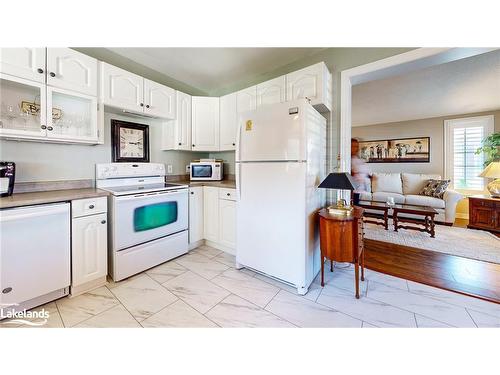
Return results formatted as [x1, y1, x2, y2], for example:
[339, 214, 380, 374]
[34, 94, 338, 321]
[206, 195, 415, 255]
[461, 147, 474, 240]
[204, 240, 236, 256]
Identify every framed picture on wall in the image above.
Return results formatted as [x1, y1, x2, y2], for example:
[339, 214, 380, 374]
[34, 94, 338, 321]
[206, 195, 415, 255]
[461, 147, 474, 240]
[111, 119, 150, 163]
[359, 137, 430, 163]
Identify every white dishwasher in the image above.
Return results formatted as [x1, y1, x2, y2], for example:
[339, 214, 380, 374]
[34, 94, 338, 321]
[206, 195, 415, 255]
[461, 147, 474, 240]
[0, 203, 70, 314]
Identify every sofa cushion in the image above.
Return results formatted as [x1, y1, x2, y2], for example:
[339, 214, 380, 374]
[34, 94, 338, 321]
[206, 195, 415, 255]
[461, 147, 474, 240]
[372, 192, 405, 204]
[371, 173, 403, 194]
[405, 194, 446, 209]
[402, 173, 441, 195]
[358, 191, 372, 201]
[420, 179, 451, 199]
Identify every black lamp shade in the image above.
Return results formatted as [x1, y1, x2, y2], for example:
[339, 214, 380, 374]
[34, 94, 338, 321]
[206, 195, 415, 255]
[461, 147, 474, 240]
[318, 173, 356, 190]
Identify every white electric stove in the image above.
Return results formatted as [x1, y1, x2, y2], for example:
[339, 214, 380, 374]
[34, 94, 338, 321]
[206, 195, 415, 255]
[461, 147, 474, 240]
[96, 163, 189, 281]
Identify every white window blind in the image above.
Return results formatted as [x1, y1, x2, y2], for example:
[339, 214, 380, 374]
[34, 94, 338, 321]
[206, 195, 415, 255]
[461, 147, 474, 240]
[444, 116, 494, 192]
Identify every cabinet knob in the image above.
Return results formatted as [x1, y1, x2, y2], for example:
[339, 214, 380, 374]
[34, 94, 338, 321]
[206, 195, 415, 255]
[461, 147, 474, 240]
[41, 125, 47, 130]
[47, 126, 53, 131]
[190, 192, 194, 195]
[140, 103, 144, 107]
[37, 68, 44, 74]
[101, 220, 106, 224]
[232, 143, 236, 146]
[178, 142, 182, 146]
[146, 104, 150, 108]
[2, 287, 12, 294]
[49, 72, 56, 77]
[89, 205, 95, 209]
[192, 144, 195, 147]
[227, 193, 230, 196]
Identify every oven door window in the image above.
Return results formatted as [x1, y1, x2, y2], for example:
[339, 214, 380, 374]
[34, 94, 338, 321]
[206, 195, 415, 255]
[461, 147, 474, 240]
[192, 165, 212, 178]
[134, 201, 178, 232]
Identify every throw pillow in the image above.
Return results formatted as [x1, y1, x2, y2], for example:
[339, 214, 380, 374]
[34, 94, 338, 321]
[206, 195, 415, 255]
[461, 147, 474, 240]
[419, 179, 450, 199]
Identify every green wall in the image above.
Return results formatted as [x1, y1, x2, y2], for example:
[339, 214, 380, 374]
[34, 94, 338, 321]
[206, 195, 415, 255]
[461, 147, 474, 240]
[73, 48, 209, 96]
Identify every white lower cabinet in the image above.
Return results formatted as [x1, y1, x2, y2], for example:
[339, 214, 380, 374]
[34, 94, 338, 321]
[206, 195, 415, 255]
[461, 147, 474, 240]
[189, 186, 204, 244]
[218, 198, 236, 249]
[189, 186, 236, 253]
[203, 186, 220, 242]
[71, 197, 108, 296]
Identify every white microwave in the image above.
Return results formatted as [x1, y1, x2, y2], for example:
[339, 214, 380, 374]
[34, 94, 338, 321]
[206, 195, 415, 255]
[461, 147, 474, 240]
[190, 161, 223, 181]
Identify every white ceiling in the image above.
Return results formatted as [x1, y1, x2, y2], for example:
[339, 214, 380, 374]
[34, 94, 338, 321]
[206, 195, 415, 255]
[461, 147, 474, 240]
[106, 48, 325, 93]
[352, 49, 500, 126]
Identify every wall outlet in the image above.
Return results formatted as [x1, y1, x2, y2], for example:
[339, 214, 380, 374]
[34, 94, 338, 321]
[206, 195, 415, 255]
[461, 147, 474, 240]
[186, 165, 190, 173]
[167, 165, 173, 174]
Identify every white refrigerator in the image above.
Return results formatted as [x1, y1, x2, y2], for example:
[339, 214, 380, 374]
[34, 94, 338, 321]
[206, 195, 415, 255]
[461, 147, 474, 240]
[236, 99, 326, 295]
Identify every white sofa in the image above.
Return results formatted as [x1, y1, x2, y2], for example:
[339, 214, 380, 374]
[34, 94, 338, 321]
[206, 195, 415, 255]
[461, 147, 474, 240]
[358, 173, 463, 224]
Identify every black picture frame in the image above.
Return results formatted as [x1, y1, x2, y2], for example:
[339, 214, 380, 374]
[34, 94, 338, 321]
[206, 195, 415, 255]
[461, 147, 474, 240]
[359, 136, 430, 163]
[111, 119, 150, 163]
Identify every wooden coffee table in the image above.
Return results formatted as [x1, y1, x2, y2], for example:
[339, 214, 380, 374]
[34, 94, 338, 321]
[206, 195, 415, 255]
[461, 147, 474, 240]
[356, 200, 390, 230]
[392, 204, 438, 238]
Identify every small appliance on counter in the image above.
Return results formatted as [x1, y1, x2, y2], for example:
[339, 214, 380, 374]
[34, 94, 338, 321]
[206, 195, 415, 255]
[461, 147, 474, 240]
[0, 162, 15, 197]
[190, 159, 223, 181]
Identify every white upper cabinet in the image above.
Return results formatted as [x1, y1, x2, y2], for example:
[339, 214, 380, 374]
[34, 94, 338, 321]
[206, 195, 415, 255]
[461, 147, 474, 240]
[219, 92, 238, 151]
[144, 79, 176, 119]
[286, 62, 332, 112]
[46, 48, 98, 96]
[162, 91, 191, 150]
[100, 62, 144, 112]
[237, 86, 257, 113]
[0, 48, 46, 83]
[256, 76, 286, 107]
[191, 96, 220, 151]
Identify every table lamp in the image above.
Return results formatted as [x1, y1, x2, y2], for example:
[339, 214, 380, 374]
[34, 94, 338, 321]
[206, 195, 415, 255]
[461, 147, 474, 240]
[479, 161, 500, 198]
[318, 172, 356, 215]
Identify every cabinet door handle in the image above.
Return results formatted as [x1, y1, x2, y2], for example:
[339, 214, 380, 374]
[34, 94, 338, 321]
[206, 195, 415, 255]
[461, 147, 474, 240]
[190, 192, 194, 195]
[227, 193, 230, 196]
[47, 126, 53, 131]
[89, 205, 95, 209]
[101, 220, 106, 224]
[37, 68, 44, 74]
[146, 104, 150, 108]
[140, 103, 144, 107]
[232, 143, 236, 146]
[178, 142, 182, 146]
[2, 287, 12, 294]
[49, 72, 56, 77]
[41, 125, 47, 130]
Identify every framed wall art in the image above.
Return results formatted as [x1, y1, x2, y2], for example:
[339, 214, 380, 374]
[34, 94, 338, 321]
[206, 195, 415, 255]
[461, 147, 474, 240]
[359, 137, 430, 163]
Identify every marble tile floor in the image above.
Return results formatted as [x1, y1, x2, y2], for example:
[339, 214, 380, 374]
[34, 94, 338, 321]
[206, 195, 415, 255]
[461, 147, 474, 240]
[1, 245, 499, 328]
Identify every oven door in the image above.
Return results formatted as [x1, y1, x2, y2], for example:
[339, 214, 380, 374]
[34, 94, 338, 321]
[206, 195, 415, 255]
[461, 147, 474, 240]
[112, 189, 188, 251]
[190, 164, 214, 180]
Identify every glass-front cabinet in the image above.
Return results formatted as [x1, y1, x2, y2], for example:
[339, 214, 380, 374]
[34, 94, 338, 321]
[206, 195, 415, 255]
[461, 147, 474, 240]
[47, 87, 98, 143]
[0, 73, 46, 138]
[0, 73, 99, 143]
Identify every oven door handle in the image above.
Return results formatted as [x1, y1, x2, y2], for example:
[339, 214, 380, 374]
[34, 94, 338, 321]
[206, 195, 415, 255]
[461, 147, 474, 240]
[115, 189, 187, 201]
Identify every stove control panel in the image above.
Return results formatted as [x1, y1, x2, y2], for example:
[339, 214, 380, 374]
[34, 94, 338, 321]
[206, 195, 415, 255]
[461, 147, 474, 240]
[96, 163, 165, 179]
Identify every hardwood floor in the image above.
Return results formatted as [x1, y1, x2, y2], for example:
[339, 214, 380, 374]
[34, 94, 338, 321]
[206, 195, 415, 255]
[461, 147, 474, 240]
[364, 239, 500, 304]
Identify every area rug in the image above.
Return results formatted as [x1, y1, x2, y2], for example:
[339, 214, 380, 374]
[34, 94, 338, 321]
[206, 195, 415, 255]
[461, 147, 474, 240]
[364, 221, 500, 264]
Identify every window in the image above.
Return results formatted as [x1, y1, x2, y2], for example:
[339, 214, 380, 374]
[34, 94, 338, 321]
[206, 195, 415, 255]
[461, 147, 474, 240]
[444, 115, 494, 191]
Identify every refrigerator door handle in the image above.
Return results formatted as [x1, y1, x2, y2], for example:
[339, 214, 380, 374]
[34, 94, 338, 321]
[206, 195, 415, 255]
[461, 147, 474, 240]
[235, 116, 242, 162]
[236, 162, 241, 200]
